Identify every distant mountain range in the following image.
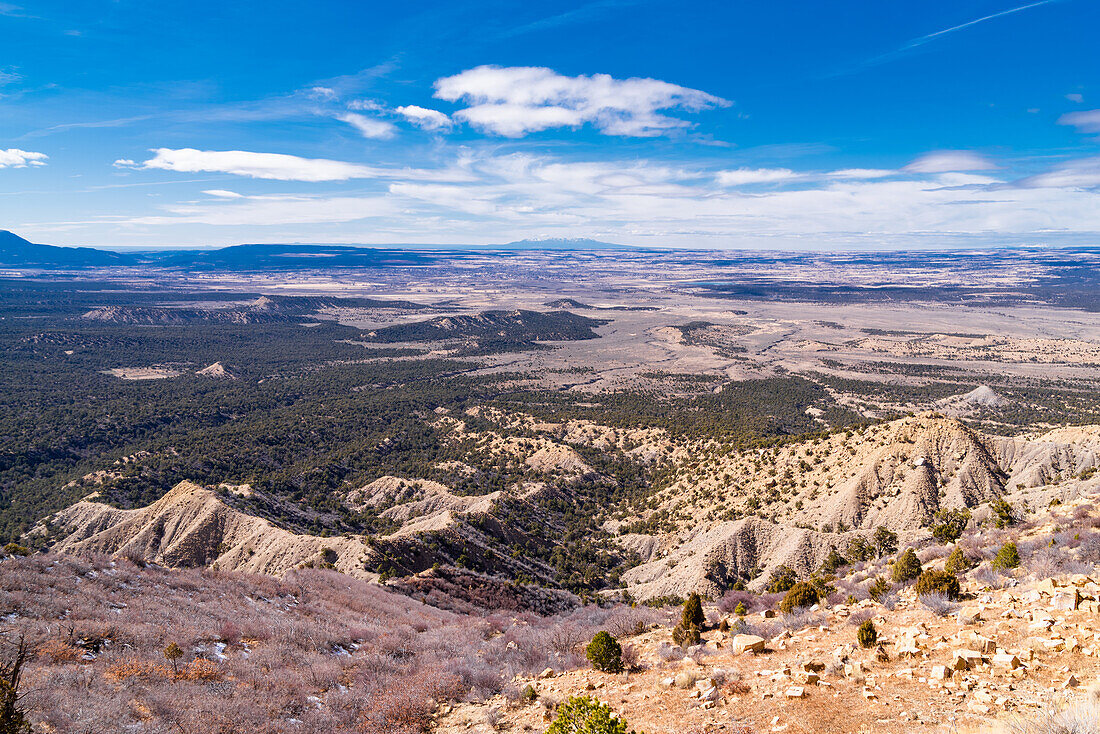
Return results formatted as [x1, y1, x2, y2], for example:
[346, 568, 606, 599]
[0, 230, 136, 267]
[497, 237, 628, 250]
[0, 230, 632, 270]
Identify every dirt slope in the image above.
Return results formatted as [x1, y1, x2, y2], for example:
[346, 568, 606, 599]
[620, 414, 1100, 599]
[47, 482, 370, 577]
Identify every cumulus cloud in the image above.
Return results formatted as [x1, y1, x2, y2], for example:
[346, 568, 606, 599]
[0, 148, 47, 168]
[336, 112, 396, 139]
[715, 168, 796, 186]
[1065, 93, 1084, 103]
[396, 105, 452, 131]
[1059, 109, 1100, 134]
[433, 65, 730, 137]
[903, 150, 998, 173]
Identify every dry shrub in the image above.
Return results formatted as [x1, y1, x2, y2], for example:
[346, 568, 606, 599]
[359, 681, 433, 734]
[620, 643, 644, 673]
[657, 643, 684, 663]
[846, 609, 874, 627]
[105, 658, 169, 682]
[219, 620, 242, 645]
[37, 639, 82, 664]
[605, 608, 655, 639]
[918, 592, 957, 618]
[0, 554, 635, 734]
[995, 684, 1100, 733]
[183, 657, 222, 681]
[723, 677, 750, 696]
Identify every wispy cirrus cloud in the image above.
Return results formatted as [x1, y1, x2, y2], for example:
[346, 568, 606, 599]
[433, 65, 729, 137]
[828, 0, 1064, 77]
[336, 112, 397, 139]
[498, 0, 650, 38]
[0, 2, 33, 18]
[715, 168, 797, 186]
[1016, 156, 1100, 189]
[130, 193, 398, 226]
[903, 150, 998, 173]
[900, 0, 1062, 53]
[1059, 109, 1100, 134]
[826, 168, 895, 179]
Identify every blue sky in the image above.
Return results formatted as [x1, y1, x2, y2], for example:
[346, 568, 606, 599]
[1, 0, 1099, 249]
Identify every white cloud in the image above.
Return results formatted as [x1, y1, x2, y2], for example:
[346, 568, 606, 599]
[826, 168, 895, 179]
[336, 112, 396, 140]
[1066, 93, 1084, 103]
[202, 189, 244, 198]
[0, 148, 47, 168]
[140, 148, 379, 181]
[132, 194, 398, 226]
[106, 148, 1100, 247]
[715, 168, 796, 186]
[433, 65, 730, 137]
[309, 86, 337, 100]
[396, 105, 452, 131]
[1017, 156, 1100, 189]
[1059, 109, 1100, 134]
[135, 148, 474, 184]
[903, 150, 998, 173]
[113, 158, 136, 168]
[347, 99, 386, 112]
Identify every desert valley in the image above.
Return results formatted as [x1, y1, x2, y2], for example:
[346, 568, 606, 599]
[0, 235, 1098, 733]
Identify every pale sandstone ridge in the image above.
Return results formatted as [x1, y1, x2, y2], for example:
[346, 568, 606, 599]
[345, 475, 501, 525]
[819, 415, 1006, 532]
[523, 444, 594, 475]
[622, 413, 1100, 600]
[48, 481, 369, 577]
[39, 411, 1100, 603]
[195, 361, 237, 379]
[45, 476, 526, 580]
[934, 385, 1009, 417]
[622, 517, 853, 601]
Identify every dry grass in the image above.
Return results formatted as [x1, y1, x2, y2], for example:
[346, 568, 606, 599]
[0, 553, 632, 734]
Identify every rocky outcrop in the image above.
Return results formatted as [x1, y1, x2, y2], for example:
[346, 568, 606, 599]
[622, 517, 857, 598]
[817, 415, 1006, 532]
[48, 482, 369, 577]
[195, 362, 237, 379]
[345, 476, 501, 523]
[623, 414, 1100, 600]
